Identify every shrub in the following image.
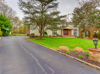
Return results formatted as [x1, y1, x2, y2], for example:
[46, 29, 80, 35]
[31, 33, 35, 35]
[35, 35, 38, 37]
[27, 34, 30, 36]
[96, 33, 99, 39]
[43, 32, 47, 36]
[78, 55, 83, 58]
[53, 35, 56, 37]
[30, 33, 35, 38]
[57, 34, 59, 37]
[66, 52, 70, 54]
[76, 52, 78, 55]
[45, 35, 48, 37]
[0, 29, 2, 37]
[74, 35, 77, 37]
[49, 35, 52, 37]
[14, 34, 16, 36]
[77, 36, 80, 38]
[86, 53, 89, 56]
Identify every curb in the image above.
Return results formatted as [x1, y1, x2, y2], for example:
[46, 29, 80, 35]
[25, 38, 100, 70]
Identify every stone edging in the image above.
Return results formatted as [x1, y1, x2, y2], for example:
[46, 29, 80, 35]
[25, 38, 100, 70]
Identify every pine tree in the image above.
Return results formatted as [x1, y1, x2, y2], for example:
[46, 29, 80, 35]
[18, 0, 66, 39]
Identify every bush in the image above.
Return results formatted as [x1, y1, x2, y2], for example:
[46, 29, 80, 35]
[76, 52, 78, 55]
[74, 35, 77, 37]
[66, 52, 70, 54]
[30, 33, 35, 38]
[53, 35, 56, 37]
[57, 34, 59, 37]
[43, 32, 47, 36]
[78, 55, 83, 58]
[27, 34, 30, 36]
[77, 36, 80, 38]
[45, 35, 48, 37]
[35, 35, 38, 37]
[31, 33, 35, 35]
[14, 34, 16, 36]
[86, 53, 89, 56]
[0, 31, 2, 37]
[49, 35, 52, 37]
[96, 33, 99, 39]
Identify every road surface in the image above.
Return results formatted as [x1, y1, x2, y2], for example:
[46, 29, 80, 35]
[0, 36, 100, 74]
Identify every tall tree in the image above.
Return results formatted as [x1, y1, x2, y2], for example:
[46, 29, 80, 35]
[0, 14, 12, 36]
[72, 1, 100, 39]
[0, 2, 16, 18]
[11, 17, 22, 33]
[18, 0, 66, 39]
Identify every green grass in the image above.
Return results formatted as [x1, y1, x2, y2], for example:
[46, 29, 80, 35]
[28, 38, 100, 52]
[9, 34, 27, 36]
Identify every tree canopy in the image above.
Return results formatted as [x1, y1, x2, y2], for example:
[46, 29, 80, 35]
[72, 1, 100, 39]
[18, 0, 66, 39]
[0, 14, 12, 36]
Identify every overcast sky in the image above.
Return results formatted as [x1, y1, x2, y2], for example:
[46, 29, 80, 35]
[5, 0, 79, 20]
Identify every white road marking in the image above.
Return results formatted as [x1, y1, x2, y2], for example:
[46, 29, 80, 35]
[45, 64, 55, 74]
[17, 42, 47, 74]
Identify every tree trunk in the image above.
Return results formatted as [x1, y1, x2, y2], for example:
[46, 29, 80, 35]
[79, 28, 82, 38]
[39, 31, 42, 40]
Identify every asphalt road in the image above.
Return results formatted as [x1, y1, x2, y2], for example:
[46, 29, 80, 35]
[0, 36, 100, 74]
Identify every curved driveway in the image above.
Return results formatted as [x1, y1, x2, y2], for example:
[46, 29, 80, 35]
[0, 36, 100, 74]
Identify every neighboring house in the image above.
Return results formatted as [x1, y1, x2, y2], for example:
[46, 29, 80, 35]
[24, 29, 30, 34]
[30, 22, 79, 37]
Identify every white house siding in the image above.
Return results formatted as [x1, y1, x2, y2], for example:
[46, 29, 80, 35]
[57, 30, 61, 35]
[30, 25, 40, 35]
[30, 23, 79, 36]
[30, 29, 40, 35]
[46, 30, 52, 35]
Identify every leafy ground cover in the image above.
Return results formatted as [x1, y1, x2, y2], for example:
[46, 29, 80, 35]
[58, 50, 100, 67]
[28, 38, 100, 52]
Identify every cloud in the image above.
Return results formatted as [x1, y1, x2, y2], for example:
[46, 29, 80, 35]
[5, 0, 24, 20]
[5, 0, 79, 20]
[57, 0, 79, 15]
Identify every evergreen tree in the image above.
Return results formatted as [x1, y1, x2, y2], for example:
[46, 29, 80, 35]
[18, 0, 66, 39]
[0, 14, 12, 36]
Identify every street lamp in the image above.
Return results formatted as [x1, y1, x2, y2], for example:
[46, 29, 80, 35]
[93, 38, 98, 49]
[6, 28, 9, 36]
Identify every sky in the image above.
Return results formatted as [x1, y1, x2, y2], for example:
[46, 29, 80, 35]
[5, 0, 79, 20]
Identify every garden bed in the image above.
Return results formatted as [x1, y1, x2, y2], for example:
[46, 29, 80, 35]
[57, 50, 100, 67]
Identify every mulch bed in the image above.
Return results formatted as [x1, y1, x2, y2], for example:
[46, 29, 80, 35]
[57, 50, 100, 67]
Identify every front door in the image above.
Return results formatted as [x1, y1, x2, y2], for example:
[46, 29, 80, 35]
[64, 29, 68, 35]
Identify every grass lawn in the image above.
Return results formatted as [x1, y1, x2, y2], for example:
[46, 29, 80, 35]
[9, 34, 27, 36]
[28, 38, 100, 52]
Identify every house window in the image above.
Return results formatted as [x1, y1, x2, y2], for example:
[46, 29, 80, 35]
[66, 24, 68, 27]
[74, 25, 77, 27]
[73, 29, 77, 35]
[52, 30, 57, 35]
